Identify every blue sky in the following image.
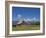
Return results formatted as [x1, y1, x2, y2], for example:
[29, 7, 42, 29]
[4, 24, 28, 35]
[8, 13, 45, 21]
[12, 7, 40, 21]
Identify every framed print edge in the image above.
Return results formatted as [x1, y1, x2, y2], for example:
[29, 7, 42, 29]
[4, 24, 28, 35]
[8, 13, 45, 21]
[5, 1, 45, 37]
[5, 1, 9, 37]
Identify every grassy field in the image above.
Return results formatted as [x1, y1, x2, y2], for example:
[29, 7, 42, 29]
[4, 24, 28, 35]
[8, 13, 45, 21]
[12, 25, 40, 31]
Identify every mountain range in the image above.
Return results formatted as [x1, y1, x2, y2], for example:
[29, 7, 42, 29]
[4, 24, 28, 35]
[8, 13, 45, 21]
[12, 18, 40, 25]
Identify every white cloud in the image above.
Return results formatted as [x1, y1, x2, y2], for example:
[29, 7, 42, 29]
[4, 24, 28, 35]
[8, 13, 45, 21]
[17, 14, 22, 18]
[32, 17, 39, 21]
[33, 17, 36, 20]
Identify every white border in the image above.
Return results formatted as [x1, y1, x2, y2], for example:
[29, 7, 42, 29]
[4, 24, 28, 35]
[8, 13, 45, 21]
[9, 4, 43, 34]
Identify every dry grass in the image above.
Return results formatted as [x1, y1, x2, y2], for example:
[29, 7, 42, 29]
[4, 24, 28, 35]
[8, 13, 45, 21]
[12, 25, 40, 31]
